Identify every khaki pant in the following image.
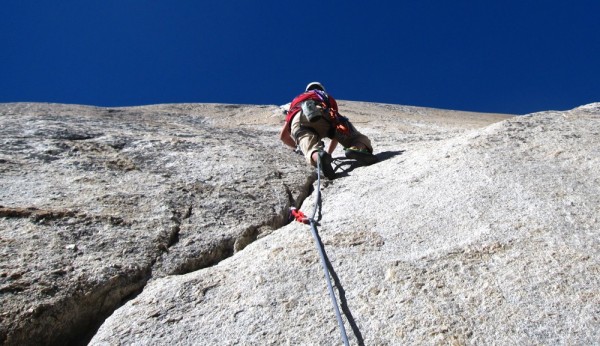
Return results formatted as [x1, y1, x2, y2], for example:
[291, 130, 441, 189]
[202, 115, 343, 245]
[291, 109, 372, 165]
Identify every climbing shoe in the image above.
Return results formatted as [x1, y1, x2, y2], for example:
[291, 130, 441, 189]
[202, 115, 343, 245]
[318, 150, 336, 180]
[345, 147, 379, 165]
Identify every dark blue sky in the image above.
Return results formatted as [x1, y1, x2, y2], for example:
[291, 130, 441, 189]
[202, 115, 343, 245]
[2, 1, 599, 114]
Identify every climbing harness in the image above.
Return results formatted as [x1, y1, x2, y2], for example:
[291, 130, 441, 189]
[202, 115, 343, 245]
[290, 145, 350, 346]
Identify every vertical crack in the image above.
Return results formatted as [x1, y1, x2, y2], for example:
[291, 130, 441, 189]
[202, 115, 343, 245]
[162, 174, 317, 276]
[65, 174, 317, 345]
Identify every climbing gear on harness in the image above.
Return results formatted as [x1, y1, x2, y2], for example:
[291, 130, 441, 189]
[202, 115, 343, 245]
[345, 147, 379, 165]
[290, 148, 349, 346]
[330, 114, 354, 140]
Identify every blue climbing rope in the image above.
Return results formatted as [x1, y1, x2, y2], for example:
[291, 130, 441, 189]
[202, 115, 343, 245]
[307, 147, 349, 346]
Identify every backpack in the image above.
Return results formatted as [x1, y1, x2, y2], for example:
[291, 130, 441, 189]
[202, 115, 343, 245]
[285, 90, 332, 127]
[285, 90, 353, 137]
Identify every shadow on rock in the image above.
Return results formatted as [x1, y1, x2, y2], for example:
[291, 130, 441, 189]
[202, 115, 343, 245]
[332, 158, 359, 177]
[333, 150, 405, 178]
[375, 150, 405, 161]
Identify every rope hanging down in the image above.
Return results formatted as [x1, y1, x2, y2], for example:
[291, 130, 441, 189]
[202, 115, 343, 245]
[291, 145, 349, 346]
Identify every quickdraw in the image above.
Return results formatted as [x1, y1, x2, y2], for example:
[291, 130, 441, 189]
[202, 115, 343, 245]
[290, 207, 309, 224]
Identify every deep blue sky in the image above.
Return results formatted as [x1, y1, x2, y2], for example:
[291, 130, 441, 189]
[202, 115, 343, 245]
[2, 1, 599, 114]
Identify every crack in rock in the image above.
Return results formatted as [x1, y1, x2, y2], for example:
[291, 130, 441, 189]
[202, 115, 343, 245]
[155, 175, 316, 277]
[0, 102, 323, 345]
[0, 209, 152, 345]
[41, 175, 318, 345]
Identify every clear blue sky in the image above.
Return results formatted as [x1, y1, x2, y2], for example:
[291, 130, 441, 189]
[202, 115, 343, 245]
[2, 1, 599, 114]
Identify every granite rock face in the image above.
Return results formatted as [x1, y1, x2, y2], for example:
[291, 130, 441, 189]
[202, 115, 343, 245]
[2, 101, 599, 345]
[0, 103, 312, 345]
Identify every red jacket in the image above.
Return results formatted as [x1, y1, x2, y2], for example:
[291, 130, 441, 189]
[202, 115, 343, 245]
[285, 90, 339, 130]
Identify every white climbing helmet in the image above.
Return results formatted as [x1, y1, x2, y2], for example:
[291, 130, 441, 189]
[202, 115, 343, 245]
[305, 82, 325, 92]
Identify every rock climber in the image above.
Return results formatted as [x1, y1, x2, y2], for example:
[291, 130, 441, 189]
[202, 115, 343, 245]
[279, 82, 377, 179]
